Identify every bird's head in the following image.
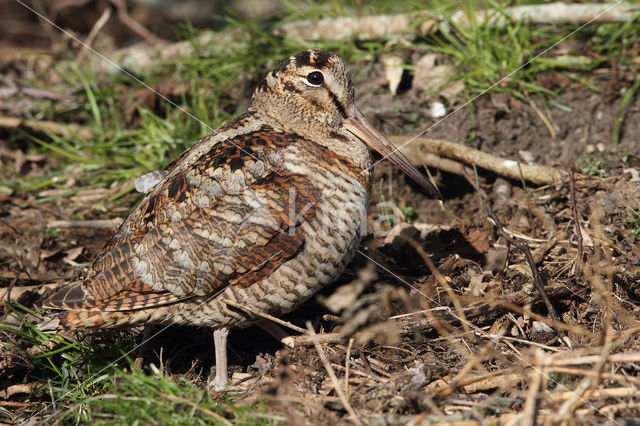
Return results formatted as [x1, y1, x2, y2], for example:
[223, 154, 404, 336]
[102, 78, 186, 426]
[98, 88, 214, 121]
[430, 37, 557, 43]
[251, 49, 442, 199]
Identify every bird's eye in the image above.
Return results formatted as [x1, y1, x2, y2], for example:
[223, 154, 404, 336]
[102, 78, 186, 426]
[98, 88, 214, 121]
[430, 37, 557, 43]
[305, 71, 324, 87]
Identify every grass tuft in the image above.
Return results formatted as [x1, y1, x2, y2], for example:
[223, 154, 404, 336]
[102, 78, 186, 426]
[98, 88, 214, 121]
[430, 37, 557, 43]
[76, 364, 279, 425]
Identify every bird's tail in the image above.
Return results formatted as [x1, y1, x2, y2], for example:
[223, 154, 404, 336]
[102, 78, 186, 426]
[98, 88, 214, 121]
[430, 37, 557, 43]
[37, 309, 137, 333]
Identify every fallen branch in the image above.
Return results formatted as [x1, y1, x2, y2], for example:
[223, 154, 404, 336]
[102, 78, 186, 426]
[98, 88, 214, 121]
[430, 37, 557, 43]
[85, 30, 241, 75]
[430, 368, 522, 394]
[454, 2, 639, 27]
[281, 332, 343, 348]
[280, 3, 639, 42]
[550, 366, 640, 385]
[390, 135, 566, 185]
[412, 152, 474, 178]
[75, 3, 639, 75]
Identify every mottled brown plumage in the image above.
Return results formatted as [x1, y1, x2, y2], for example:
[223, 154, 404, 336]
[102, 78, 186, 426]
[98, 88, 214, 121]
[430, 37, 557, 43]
[41, 49, 440, 388]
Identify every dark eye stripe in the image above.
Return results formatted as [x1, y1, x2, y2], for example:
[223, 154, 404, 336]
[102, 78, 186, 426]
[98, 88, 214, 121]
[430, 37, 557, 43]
[327, 88, 347, 118]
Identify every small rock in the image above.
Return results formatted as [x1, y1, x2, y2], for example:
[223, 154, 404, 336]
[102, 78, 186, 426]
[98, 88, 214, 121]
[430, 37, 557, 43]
[430, 102, 446, 118]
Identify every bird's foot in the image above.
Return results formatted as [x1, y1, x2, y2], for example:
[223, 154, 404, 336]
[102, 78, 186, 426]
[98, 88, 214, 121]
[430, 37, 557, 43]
[206, 376, 240, 394]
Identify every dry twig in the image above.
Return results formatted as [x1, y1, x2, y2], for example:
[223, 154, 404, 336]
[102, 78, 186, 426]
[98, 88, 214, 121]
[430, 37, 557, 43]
[549, 352, 640, 366]
[281, 332, 342, 348]
[487, 209, 566, 340]
[556, 339, 614, 422]
[569, 168, 584, 277]
[345, 338, 354, 398]
[307, 322, 362, 425]
[110, 0, 161, 44]
[0, 272, 67, 281]
[391, 135, 566, 185]
[77, 6, 112, 63]
[521, 349, 545, 426]
[220, 298, 307, 334]
[550, 387, 639, 401]
[461, 166, 569, 345]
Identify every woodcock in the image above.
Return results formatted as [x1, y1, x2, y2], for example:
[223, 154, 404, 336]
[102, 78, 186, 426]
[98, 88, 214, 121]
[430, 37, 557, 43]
[41, 49, 442, 388]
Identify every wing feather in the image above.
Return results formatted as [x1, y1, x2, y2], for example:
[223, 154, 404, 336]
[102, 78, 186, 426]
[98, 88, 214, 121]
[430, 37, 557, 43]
[46, 121, 319, 314]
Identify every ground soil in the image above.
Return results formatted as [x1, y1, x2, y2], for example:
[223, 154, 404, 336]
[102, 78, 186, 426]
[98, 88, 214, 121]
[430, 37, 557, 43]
[1, 8, 640, 425]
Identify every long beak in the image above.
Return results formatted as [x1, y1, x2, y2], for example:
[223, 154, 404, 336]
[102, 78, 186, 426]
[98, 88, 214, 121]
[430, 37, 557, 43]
[344, 107, 442, 200]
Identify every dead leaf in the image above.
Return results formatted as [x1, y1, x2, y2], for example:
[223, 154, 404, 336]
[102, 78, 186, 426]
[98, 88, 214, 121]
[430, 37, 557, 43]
[418, 18, 438, 35]
[462, 373, 522, 393]
[453, 223, 490, 259]
[413, 254, 459, 300]
[14, 149, 25, 173]
[321, 281, 367, 314]
[462, 227, 490, 254]
[319, 264, 376, 313]
[532, 320, 554, 334]
[488, 315, 509, 335]
[71, 187, 110, 204]
[623, 168, 640, 182]
[380, 54, 404, 95]
[40, 247, 61, 260]
[25, 153, 47, 162]
[0, 383, 39, 399]
[38, 188, 68, 198]
[485, 246, 508, 273]
[0, 186, 13, 197]
[354, 320, 401, 346]
[425, 378, 449, 393]
[414, 53, 464, 98]
[64, 246, 83, 261]
[467, 272, 487, 297]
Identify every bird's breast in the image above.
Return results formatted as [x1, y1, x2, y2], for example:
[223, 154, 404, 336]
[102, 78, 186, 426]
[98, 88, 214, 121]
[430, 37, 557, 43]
[174, 140, 372, 329]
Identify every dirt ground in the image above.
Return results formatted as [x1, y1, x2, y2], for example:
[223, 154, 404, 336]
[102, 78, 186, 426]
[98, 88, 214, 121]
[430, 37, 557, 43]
[1, 4, 640, 425]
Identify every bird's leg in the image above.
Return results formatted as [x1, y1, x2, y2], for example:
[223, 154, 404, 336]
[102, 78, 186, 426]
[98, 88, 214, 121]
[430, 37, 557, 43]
[212, 327, 230, 389]
[134, 325, 154, 368]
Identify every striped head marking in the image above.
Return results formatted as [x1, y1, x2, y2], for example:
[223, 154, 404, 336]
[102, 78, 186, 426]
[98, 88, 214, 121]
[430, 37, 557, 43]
[250, 49, 354, 134]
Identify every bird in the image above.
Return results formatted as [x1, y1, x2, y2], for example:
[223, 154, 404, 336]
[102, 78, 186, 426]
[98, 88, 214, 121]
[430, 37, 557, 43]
[40, 49, 442, 389]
